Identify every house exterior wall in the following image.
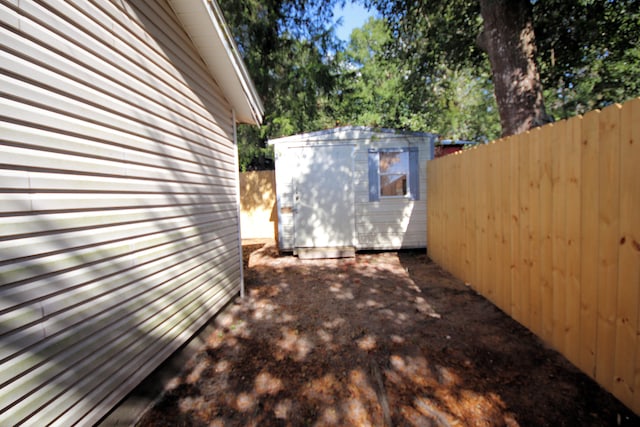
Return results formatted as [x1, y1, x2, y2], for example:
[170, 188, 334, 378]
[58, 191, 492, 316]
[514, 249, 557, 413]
[1, 1, 243, 425]
[271, 129, 434, 252]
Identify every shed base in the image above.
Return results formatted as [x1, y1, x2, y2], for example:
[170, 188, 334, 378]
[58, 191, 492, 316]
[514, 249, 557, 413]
[295, 247, 356, 259]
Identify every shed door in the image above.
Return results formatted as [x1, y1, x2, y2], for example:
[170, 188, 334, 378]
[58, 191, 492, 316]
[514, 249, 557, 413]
[294, 145, 355, 248]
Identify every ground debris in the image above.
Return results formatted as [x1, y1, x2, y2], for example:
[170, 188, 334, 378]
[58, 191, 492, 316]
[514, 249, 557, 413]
[138, 242, 638, 427]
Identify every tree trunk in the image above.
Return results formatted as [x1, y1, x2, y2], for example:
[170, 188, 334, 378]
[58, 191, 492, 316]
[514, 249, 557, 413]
[477, 0, 552, 137]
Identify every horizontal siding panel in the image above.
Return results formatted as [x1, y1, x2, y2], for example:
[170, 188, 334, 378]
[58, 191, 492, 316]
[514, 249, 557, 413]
[0, 99, 233, 166]
[0, 169, 29, 189]
[26, 173, 231, 195]
[1, 249, 237, 394]
[357, 233, 424, 249]
[0, 26, 229, 144]
[0, 211, 236, 284]
[0, 230, 238, 354]
[3, 260, 239, 425]
[0, 225, 236, 316]
[0, 65, 233, 163]
[0, 132, 236, 186]
[0, 205, 221, 239]
[355, 203, 425, 216]
[58, 284, 238, 427]
[2, 1, 229, 128]
[1, 97, 235, 173]
[0, 192, 234, 214]
[355, 222, 426, 233]
[50, 283, 238, 427]
[1, 0, 246, 424]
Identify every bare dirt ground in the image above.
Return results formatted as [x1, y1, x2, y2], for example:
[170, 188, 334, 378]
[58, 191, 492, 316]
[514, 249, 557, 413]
[138, 241, 637, 426]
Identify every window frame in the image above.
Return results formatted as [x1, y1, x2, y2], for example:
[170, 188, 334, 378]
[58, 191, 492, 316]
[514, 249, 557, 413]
[368, 146, 419, 202]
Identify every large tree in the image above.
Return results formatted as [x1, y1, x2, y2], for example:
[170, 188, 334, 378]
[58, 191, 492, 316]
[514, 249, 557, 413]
[371, 0, 551, 137]
[370, 0, 640, 137]
[476, 0, 552, 135]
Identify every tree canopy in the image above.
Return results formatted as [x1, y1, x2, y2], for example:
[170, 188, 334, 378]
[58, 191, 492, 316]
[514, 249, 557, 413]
[369, 0, 640, 126]
[221, 0, 640, 169]
[218, 0, 341, 170]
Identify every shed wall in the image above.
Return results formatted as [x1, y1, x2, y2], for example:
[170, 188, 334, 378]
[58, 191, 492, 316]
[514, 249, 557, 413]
[354, 137, 430, 250]
[1, 1, 241, 425]
[273, 134, 431, 251]
[273, 150, 295, 250]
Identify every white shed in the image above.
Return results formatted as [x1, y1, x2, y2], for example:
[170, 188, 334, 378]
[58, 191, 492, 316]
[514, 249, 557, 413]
[269, 127, 435, 257]
[0, 1, 262, 425]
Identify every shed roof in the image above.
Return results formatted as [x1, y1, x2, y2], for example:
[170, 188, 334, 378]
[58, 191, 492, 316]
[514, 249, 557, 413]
[168, 0, 263, 125]
[268, 126, 435, 145]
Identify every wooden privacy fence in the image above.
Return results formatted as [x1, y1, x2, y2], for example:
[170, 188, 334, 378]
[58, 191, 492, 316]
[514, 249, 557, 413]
[239, 170, 277, 240]
[427, 98, 640, 414]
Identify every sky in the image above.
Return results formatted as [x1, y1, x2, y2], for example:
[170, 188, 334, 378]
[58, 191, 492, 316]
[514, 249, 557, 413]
[332, 1, 376, 42]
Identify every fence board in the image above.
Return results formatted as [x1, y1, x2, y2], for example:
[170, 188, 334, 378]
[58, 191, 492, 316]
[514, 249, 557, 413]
[509, 136, 521, 319]
[564, 116, 583, 367]
[486, 143, 498, 304]
[595, 104, 622, 390]
[613, 98, 640, 412]
[528, 128, 542, 338]
[496, 140, 510, 313]
[477, 146, 489, 297]
[461, 151, 474, 280]
[239, 170, 276, 240]
[579, 109, 600, 378]
[552, 121, 567, 353]
[426, 98, 639, 415]
[470, 147, 480, 286]
[518, 133, 532, 326]
[539, 126, 553, 341]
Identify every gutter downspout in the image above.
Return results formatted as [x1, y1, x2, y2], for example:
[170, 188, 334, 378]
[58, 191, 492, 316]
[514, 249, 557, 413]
[232, 109, 244, 298]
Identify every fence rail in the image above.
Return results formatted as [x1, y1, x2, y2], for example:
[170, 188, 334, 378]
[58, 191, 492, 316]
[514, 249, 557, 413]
[427, 98, 640, 414]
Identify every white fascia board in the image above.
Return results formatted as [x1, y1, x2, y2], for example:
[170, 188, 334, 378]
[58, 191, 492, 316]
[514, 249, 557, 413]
[168, 0, 264, 125]
[268, 126, 436, 146]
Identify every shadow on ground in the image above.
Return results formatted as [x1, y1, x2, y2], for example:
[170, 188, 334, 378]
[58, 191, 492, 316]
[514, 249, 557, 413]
[138, 242, 637, 426]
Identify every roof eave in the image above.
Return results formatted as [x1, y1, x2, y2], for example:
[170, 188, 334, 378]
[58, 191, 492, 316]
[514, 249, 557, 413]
[168, 0, 264, 125]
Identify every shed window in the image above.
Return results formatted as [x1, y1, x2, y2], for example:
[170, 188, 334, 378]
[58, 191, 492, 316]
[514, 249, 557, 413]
[368, 147, 419, 201]
[380, 151, 408, 196]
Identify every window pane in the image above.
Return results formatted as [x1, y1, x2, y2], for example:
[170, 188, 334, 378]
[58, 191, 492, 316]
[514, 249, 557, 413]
[379, 151, 409, 197]
[380, 152, 408, 174]
[381, 174, 407, 196]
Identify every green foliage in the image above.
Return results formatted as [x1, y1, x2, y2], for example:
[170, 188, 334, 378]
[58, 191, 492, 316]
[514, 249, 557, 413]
[219, 0, 341, 170]
[223, 0, 640, 169]
[333, 15, 500, 141]
[369, 0, 640, 126]
[534, 0, 640, 118]
[333, 18, 408, 128]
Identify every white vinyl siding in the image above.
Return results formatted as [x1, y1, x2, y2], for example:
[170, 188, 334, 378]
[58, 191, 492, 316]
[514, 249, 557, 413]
[1, 1, 244, 425]
[354, 138, 430, 250]
[271, 129, 433, 252]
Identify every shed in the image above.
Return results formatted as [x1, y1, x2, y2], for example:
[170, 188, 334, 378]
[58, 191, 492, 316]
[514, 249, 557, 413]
[0, 1, 262, 425]
[269, 127, 435, 257]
